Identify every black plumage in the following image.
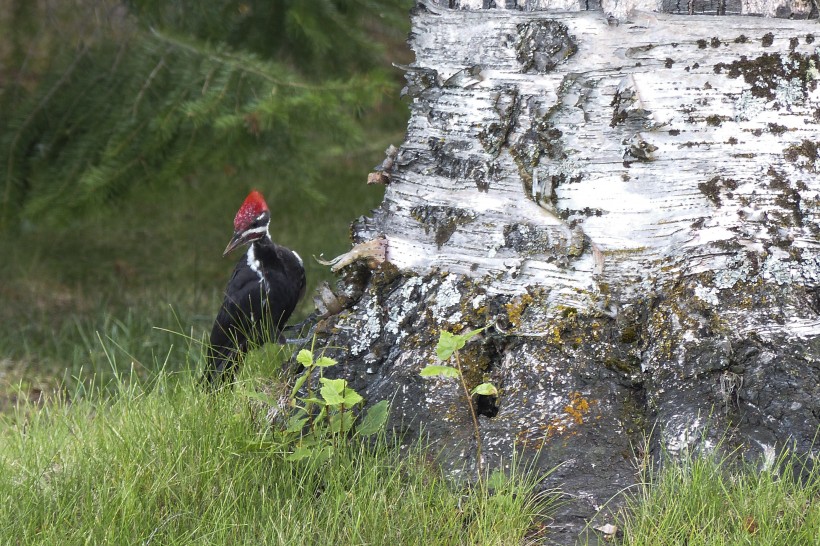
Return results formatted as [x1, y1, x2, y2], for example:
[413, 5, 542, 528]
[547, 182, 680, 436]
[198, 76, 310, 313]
[204, 191, 306, 385]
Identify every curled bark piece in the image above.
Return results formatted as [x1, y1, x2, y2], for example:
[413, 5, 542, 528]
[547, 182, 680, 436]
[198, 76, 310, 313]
[315, 236, 387, 272]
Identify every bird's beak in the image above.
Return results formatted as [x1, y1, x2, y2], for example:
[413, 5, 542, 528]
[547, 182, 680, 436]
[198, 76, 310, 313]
[223, 231, 246, 257]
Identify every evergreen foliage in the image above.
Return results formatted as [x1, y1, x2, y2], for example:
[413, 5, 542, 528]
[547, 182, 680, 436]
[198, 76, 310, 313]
[0, 0, 410, 229]
[126, 0, 410, 76]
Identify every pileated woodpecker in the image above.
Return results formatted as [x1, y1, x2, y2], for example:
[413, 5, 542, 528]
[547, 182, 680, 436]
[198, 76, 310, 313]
[204, 190, 306, 385]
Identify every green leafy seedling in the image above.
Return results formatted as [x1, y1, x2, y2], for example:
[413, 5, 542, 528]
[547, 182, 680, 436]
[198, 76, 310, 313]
[420, 326, 495, 479]
[252, 347, 388, 462]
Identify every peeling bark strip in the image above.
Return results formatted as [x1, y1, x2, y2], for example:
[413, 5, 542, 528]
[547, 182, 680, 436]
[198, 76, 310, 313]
[319, 6, 820, 544]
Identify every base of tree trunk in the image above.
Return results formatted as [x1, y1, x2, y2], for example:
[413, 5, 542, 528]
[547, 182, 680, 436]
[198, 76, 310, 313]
[318, 4, 820, 542]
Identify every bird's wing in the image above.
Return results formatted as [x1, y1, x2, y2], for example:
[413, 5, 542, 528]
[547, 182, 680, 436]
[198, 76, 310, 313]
[208, 260, 263, 350]
[261, 247, 307, 332]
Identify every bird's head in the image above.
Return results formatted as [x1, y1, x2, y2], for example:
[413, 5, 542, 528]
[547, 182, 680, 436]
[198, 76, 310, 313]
[223, 190, 271, 256]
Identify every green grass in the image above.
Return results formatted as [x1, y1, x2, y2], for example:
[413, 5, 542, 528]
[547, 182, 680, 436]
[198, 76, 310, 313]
[0, 356, 551, 545]
[606, 445, 820, 545]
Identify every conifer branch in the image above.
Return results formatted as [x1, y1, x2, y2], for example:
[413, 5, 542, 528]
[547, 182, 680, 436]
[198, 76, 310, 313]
[3, 43, 91, 224]
[1, 1, 408, 225]
[148, 27, 346, 91]
[132, 54, 168, 119]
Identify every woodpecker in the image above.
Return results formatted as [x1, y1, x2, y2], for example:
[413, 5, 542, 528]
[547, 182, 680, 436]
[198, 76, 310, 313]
[204, 190, 306, 385]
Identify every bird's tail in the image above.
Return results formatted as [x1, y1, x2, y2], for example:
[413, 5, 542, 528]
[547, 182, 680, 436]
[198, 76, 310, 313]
[202, 344, 238, 387]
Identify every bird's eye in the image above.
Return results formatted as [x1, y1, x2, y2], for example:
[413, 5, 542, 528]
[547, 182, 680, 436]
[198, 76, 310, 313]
[256, 213, 266, 221]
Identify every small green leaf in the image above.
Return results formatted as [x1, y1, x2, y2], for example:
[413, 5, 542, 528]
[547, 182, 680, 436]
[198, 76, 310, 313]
[471, 382, 498, 396]
[319, 377, 347, 391]
[286, 415, 309, 433]
[320, 378, 348, 406]
[296, 349, 313, 367]
[356, 400, 389, 437]
[420, 365, 460, 379]
[329, 411, 356, 434]
[286, 446, 313, 462]
[340, 413, 356, 433]
[436, 330, 461, 361]
[341, 389, 364, 407]
[298, 397, 325, 406]
[319, 377, 347, 394]
[461, 326, 486, 342]
[436, 327, 486, 361]
[314, 445, 334, 465]
[314, 356, 337, 367]
[300, 432, 321, 448]
[290, 373, 308, 399]
[321, 389, 345, 406]
[243, 390, 277, 406]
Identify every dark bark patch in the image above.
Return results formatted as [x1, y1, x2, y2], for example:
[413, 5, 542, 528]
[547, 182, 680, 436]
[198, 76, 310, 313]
[767, 123, 788, 135]
[610, 85, 653, 129]
[767, 166, 803, 227]
[478, 89, 520, 157]
[761, 33, 774, 47]
[510, 104, 567, 197]
[411, 205, 476, 248]
[560, 207, 604, 222]
[698, 176, 738, 206]
[619, 325, 639, 344]
[705, 114, 723, 126]
[784, 139, 819, 172]
[503, 223, 555, 256]
[807, 286, 820, 314]
[624, 135, 658, 162]
[401, 66, 440, 99]
[428, 137, 498, 191]
[662, 0, 741, 15]
[773, 189, 803, 227]
[713, 51, 820, 100]
[515, 20, 577, 74]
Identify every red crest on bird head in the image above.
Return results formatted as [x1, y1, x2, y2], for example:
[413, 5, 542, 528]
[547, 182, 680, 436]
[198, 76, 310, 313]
[234, 190, 269, 231]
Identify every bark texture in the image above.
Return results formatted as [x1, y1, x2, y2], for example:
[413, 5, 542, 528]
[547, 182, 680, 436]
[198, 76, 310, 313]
[318, 2, 820, 542]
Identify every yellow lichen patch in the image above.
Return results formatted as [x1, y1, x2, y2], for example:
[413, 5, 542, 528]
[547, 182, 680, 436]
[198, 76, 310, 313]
[516, 391, 597, 449]
[563, 391, 590, 425]
[505, 293, 533, 328]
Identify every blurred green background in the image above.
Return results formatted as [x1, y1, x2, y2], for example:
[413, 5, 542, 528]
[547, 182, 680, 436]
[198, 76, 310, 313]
[0, 0, 412, 398]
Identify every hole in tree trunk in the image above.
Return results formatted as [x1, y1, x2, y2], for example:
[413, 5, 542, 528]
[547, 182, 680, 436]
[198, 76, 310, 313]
[808, 286, 820, 314]
[474, 394, 499, 418]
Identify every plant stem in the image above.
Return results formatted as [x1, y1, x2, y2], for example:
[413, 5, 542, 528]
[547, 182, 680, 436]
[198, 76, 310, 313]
[454, 351, 483, 479]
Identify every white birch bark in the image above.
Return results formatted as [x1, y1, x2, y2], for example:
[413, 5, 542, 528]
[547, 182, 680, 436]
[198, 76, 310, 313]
[320, 3, 820, 541]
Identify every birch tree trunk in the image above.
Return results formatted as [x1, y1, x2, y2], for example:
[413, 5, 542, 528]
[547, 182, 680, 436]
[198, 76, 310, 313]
[319, 1, 820, 540]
